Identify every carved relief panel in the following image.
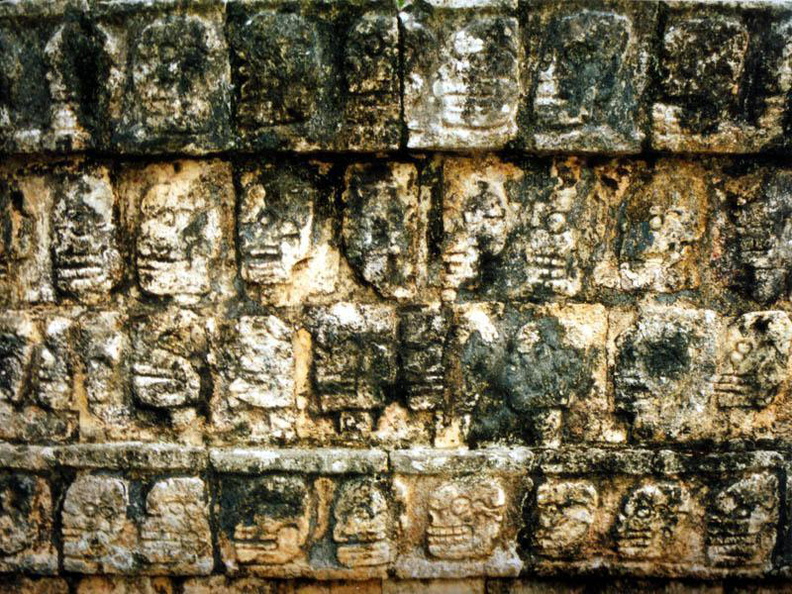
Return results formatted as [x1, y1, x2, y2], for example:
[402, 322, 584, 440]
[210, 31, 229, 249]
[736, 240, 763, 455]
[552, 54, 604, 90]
[121, 159, 234, 304]
[401, 0, 520, 149]
[0, 473, 56, 573]
[653, 3, 792, 152]
[520, 0, 656, 153]
[456, 303, 608, 447]
[99, 2, 231, 153]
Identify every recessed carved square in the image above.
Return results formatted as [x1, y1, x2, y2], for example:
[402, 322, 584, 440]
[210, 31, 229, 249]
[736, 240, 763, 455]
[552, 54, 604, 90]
[342, 162, 425, 300]
[102, 6, 231, 153]
[521, 1, 655, 152]
[653, 6, 792, 152]
[533, 479, 597, 559]
[0, 473, 56, 573]
[213, 315, 296, 443]
[401, 2, 520, 149]
[332, 478, 393, 570]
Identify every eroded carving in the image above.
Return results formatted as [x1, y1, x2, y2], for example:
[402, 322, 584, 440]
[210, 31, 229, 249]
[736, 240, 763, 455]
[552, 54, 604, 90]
[52, 168, 120, 300]
[426, 478, 506, 561]
[238, 168, 315, 286]
[0, 474, 54, 572]
[141, 477, 212, 574]
[715, 312, 792, 409]
[342, 163, 423, 299]
[399, 307, 447, 411]
[0, 314, 35, 405]
[615, 482, 688, 560]
[333, 479, 391, 568]
[533, 480, 597, 558]
[706, 473, 779, 568]
[62, 475, 133, 573]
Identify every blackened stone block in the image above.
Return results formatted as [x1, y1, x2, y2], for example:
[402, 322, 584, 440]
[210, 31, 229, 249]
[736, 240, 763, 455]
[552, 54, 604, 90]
[228, 0, 400, 152]
[652, 1, 792, 153]
[96, 0, 232, 154]
[517, 0, 656, 154]
[400, 0, 520, 150]
[0, 2, 107, 153]
[0, 473, 57, 574]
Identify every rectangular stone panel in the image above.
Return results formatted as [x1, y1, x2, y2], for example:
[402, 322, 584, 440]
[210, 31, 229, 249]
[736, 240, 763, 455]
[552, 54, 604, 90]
[227, 0, 400, 152]
[516, 0, 656, 154]
[652, 0, 792, 153]
[400, 0, 521, 150]
[95, 0, 232, 154]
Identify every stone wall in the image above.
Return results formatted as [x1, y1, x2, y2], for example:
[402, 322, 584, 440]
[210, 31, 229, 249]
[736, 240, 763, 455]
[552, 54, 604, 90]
[2, 0, 792, 591]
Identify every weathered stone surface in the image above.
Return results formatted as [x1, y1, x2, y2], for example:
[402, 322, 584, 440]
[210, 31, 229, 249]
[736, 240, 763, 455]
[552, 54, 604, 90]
[517, 0, 656, 153]
[652, 1, 792, 153]
[227, 0, 399, 152]
[97, 0, 231, 153]
[0, 473, 56, 574]
[401, 0, 520, 150]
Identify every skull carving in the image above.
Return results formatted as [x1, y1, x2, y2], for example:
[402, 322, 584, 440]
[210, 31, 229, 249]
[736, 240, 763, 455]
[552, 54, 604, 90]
[333, 479, 391, 568]
[51, 170, 121, 299]
[714, 311, 792, 409]
[615, 482, 688, 559]
[426, 478, 506, 560]
[442, 177, 510, 298]
[434, 18, 519, 132]
[534, 11, 630, 129]
[534, 480, 597, 558]
[344, 13, 398, 96]
[0, 474, 48, 557]
[238, 171, 314, 286]
[0, 179, 35, 285]
[141, 478, 212, 571]
[733, 170, 792, 303]
[229, 476, 312, 566]
[62, 476, 130, 572]
[706, 473, 779, 567]
[0, 314, 34, 404]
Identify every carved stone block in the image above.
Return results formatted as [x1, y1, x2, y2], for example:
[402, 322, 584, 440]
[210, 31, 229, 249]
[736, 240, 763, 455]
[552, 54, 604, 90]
[62, 475, 135, 573]
[401, 0, 520, 149]
[98, 1, 231, 153]
[228, 0, 399, 151]
[393, 450, 530, 578]
[51, 165, 121, 302]
[342, 163, 426, 300]
[653, 2, 792, 153]
[0, 4, 105, 152]
[533, 479, 598, 559]
[518, 0, 656, 153]
[308, 304, 398, 437]
[0, 473, 56, 573]
[122, 159, 234, 303]
[457, 303, 607, 447]
[140, 477, 213, 575]
[212, 314, 296, 443]
[439, 156, 603, 301]
[399, 306, 448, 412]
[612, 306, 719, 443]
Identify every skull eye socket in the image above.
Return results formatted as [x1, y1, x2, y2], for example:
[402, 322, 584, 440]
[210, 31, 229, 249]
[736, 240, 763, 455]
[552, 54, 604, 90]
[634, 503, 652, 519]
[649, 215, 664, 231]
[451, 496, 472, 517]
[547, 212, 567, 233]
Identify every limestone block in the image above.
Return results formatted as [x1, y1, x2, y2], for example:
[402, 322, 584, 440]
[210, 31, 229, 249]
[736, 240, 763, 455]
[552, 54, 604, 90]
[437, 156, 605, 302]
[96, 0, 231, 153]
[517, 0, 656, 153]
[236, 160, 338, 305]
[342, 163, 428, 300]
[227, 0, 399, 151]
[0, 473, 56, 573]
[120, 159, 234, 304]
[217, 466, 394, 579]
[454, 303, 609, 447]
[652, 1, 792, 153]
[0, 1, 102, 153]
[306, 304, 398, 441]
[398, 305, 449, 412]
[392, 449, 531, 579]
[212, 314, 298, 444]
[401, 0, 520, 150]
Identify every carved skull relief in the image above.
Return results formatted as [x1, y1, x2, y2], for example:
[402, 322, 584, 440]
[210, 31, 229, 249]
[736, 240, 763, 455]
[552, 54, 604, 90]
[706, 473, 779, 567]
[345, 13, 398, 96]
[0, 314, 34, 405]
[0, 474, 51, 559]
[534, 480, 597, 558]
[615, 482, 688, 560]
[426, 478, 506, 561]
[228, 475, 312, 566]
[715, 311, 792, 409]
[333, 479, 391, 568]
